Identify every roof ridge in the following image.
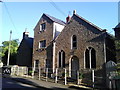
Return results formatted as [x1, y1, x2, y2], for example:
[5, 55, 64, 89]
[43, 13, 66, 25]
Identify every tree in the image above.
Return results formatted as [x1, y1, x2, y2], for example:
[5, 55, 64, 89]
[115, 40, 120, 50]
[1, 39, 19, 65]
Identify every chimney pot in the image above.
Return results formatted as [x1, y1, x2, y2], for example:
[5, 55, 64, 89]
[23, 31, 29, 39]
[66, 15, 71, 23]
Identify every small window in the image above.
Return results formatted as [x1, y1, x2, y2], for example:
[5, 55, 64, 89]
[40, 23, 46, 31]
[35, 60, 39, 71]
[39, 40, 46, 48]
[58, 50, 65, 68]
[72, 35, 77, 49]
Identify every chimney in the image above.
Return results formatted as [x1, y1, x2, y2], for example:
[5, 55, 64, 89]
[73, 10, 76, 15]
[66, 15, 71, 23]
[23, 31, 29, 39]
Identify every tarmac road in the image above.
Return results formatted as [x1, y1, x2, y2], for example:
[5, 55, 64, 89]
[2, 77, 42, 90]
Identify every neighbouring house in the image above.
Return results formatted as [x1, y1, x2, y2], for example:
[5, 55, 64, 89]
[114, 23, 120, 63]
[32, 11, 116, 87]
[16, 31, 33, 68]
[32, 13, 66, 71]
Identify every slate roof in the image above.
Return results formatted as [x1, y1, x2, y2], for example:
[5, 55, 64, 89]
[24, 37, 33, 48]
[115, 23, 120, 28]
[73, 14, 103, 32]
[44, 13, 66, 25]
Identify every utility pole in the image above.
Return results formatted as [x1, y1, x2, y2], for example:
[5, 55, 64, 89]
[7, 30, 12, 66]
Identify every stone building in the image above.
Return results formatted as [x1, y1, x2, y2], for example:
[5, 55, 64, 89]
[32, 13, 65, 70]
[53, 11, 116, 79]
[32, 11, 116, 82]
[16, 31, 33, 67]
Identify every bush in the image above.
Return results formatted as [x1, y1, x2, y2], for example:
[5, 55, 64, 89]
[79, 72, 84, 79]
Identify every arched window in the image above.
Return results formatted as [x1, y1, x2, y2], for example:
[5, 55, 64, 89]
[58, 50, 65, 68]
[85, 47, 96, 69]
[85, 49, 90, 68]
[91, 48, 96, 68]
[71, 35, 77, 49]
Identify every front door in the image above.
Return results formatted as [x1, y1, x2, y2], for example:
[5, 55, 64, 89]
[71, 56, 79, 80]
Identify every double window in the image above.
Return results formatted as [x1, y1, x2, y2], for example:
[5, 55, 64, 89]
[85, 47, 96, 69]
[39, 40, 46, 49]
[58, 50, 65, 68]
[40, 23, 46, 31]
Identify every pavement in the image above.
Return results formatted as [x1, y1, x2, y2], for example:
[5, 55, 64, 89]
[3, 75, 92, 90]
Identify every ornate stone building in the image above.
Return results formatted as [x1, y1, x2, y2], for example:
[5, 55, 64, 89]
[53, 11, 116, 79]
[32, 11, 116, 81]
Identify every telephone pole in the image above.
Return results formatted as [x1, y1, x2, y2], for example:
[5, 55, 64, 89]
[7, 30, 12, 66]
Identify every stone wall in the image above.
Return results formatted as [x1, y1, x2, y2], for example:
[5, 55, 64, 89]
[55, 14, 105, 70]
[33, 15, 53, 68]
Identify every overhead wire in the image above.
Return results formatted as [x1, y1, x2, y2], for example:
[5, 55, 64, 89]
[3, 2, 17, 31]
[48, 0, 67, 17]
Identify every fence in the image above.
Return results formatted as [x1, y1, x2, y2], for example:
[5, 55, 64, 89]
[9, 66, 104, 88]
[11, 66, 28, 76]
[30, 67, 104, 87]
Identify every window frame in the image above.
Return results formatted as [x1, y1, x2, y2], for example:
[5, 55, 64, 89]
[71, 35, 77, 49]
[39, 40, 46, 49]
[40, 23, 46, 31]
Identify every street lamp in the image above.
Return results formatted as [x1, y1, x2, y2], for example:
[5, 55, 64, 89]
[7, 30, 12, 66]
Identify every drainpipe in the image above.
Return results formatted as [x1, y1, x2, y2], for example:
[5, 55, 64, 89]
[53, 42, 56, 73]
[89, 48, 92, 69]
[104, 33, 106, 63]
[103, 32, 108, 88]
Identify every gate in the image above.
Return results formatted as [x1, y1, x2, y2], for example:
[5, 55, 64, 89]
[106, 60, 117, 89]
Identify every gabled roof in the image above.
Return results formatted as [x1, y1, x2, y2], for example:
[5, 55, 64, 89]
[24, 37, 33, 48]
[43, 13, 66, 25]
[115, 23, 120, 28]
[73, 14, 103, 32]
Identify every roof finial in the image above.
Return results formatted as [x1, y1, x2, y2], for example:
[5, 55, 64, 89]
[73, 10, 76, 15]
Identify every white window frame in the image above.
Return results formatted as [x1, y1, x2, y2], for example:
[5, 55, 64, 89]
[71, 35, 77, 49]
[39, 40, 46, 49]
[40, 23, 46, 31]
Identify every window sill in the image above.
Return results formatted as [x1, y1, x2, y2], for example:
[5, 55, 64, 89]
[38, 30, 46, 34]
[36, 48, 46, 52]
[71, 48, 77, 51]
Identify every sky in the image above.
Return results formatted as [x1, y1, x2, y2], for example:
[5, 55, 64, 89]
[0, 1, 119, 45]
[118, 1, 120, 22]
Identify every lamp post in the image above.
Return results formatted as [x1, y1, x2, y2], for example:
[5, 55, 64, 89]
[7, 30, 12, 66]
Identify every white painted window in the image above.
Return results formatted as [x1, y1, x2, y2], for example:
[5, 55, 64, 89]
[58, 50, 65, 68]
[39, 40, 46, 48]
[34, 60, 39, 71]
[85, 47, 96, 69]
[71, 35, 77, 49]
[40, 23, 46, 31]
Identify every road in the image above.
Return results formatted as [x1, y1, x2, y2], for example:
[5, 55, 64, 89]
[1, 75, 90, 90]
[2, 77, 41, 90]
